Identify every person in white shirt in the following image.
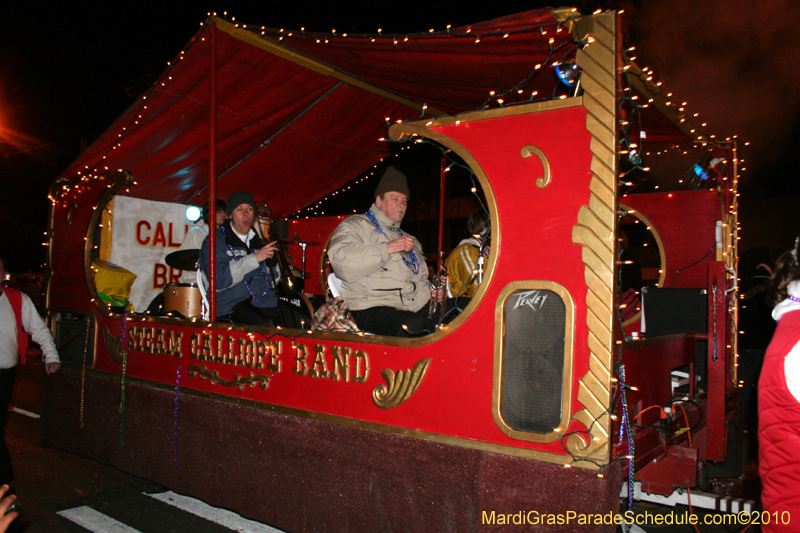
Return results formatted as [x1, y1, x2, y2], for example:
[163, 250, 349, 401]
[178, 199, 227, 284]
[0, 257, 60, 485]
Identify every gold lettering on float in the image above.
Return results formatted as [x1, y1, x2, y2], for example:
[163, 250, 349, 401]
[294, 343, 309, 376]
[202, 333, 213, 361]
[164, 329, 183, 357]
[331, 346, 351, 382]
[238, 338, 264, 369]
[146, 328, 156, 352]
[268, 341, 281, 373]
[140, 327, 152, 351]
[187, 332, 269, 370]
[216, 335, 225, 363]
[255, 340, 267, 370]
[162, 330, 183, 357]
[353, 350, 369, 383]
[139, 327, 147, 351]
[310, 345, 330, 379]
[127, 326, 140, 351]
[190, 332, 202, 359]
[224, 336, 236, 365]
[131, 327, 373, 388]
[237, 338, 253, 368]
[127, 326, 182, 357]
[156, 329, 168, 355]
[294, 344, 368, 383]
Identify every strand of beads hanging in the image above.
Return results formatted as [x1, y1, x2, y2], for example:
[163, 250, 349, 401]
[365, 209, 420, 275]
[618, 364, 635, 513]
[79, 317, 89, 428]
[220, 225, 272, 303]
[119, 312, 130, 446]
[174, 364, 181, 470]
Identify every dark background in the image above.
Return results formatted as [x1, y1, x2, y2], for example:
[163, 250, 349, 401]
[2, 0, 799, 273]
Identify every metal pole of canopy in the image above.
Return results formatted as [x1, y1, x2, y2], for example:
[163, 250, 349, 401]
[208, 21, 218, 320]
[436, 154, 446, 274]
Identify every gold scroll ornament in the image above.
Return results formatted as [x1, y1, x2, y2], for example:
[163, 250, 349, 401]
[372, 358, 432, 409]
[188, 364, 270, 391]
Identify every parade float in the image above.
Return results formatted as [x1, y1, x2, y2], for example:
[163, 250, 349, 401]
[42, 7, 746, 531]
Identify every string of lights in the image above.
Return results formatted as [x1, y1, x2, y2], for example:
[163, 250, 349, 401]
[49, 8, 746, 484]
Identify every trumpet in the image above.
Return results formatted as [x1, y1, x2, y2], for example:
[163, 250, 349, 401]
[256, 202, 303, 296]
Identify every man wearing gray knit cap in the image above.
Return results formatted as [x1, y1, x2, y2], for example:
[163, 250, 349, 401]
[328, 166, 440, 337]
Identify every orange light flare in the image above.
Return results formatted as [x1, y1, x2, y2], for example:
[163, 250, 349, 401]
[0, 102, 43, 157]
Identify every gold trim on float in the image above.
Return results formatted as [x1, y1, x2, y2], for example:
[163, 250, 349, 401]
[553, 7, 581, 27]
[492, 281, 575, 444]
[372, 358, 431, 409]
[188, 364, 271, 391]
[83, 171, 135, 318]
[567, 11, 618, 464]
[421, 98, 583, 129]
[66, 202, 78, 226]
[520, 145, 552, 188]
[386, 124, 498, 339]
[618, 204, 667, 327]
[99, 198, 114, 262]
[213, 18, 443, 117]
[101, 323, 124, 366]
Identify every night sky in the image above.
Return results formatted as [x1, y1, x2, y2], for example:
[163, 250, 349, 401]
[2, 1, 799, 272]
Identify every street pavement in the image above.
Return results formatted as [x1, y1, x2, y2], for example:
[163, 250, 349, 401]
[6, 353, 286, 533]
[5, 353, 761, 532]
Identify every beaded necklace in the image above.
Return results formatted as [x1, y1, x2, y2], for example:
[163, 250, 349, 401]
[366, 209, 419, 275]
[789, 295, 800, 304]
[220, 225, 271, 303]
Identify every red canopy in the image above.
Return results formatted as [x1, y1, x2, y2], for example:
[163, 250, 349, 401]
[56, 8, 689, 218]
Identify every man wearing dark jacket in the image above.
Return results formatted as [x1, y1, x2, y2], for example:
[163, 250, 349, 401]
[199, 191, 308, 328]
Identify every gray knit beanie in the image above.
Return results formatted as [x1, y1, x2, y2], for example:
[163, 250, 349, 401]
[374, 166, 410, 199]
[226, 191, 256, 215]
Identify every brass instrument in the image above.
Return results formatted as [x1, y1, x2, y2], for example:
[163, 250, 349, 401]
[256, 202, 303, 295]
[428, 250, 448, 323]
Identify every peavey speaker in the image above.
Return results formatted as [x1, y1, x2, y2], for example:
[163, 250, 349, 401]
[500, 288, 566, 434]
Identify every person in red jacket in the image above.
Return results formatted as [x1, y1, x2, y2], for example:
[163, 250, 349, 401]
[759, 242, 800, 531]
[0, 257, 60, 486]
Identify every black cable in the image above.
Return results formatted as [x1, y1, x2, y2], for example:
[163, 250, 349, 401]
[670, 245, 715, 288]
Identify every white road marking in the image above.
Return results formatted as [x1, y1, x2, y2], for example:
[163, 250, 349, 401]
[57, 506, 141, 533]
[11, 407, 39, 419]
[148, 491, 284, 533]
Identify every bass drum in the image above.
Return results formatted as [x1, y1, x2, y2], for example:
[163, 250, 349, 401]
[163, 283, 202, 318]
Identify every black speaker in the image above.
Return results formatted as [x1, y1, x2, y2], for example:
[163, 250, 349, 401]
[641, 287, 707, 338]
[54, 312, 94, 366]
[501, 289, 565, 433]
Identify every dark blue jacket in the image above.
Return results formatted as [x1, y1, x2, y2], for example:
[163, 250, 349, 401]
[199, 220, 278, 318]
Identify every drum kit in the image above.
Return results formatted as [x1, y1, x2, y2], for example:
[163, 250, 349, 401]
[163, 236, 320, 319]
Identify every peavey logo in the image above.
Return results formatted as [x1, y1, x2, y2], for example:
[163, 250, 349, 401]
[513, 290, 548, 311]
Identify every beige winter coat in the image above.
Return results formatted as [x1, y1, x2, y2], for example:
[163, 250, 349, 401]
[328, 204, 430, 312]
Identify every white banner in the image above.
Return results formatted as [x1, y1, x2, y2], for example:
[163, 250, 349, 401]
[109, 196, 200, 312]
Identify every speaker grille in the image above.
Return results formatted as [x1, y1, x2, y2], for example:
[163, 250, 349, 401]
[55, 312, 94, 366]
[501, 289, 565, 433]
